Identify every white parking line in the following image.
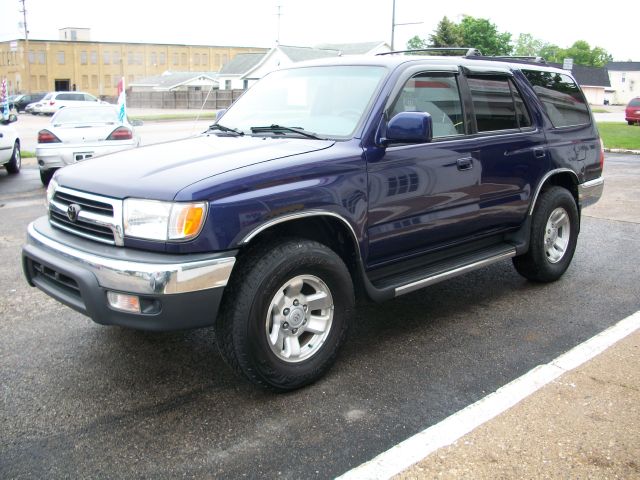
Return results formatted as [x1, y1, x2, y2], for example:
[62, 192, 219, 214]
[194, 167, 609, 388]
[337, 310, 640, 480]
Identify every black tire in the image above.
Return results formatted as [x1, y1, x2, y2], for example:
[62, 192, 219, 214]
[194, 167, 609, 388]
[513, 186, 579, 282]
[40, 169, 55, 186]
[629, 121, 634, 126]
[215, 237, 354, 391]
[5, 141, 21, 174]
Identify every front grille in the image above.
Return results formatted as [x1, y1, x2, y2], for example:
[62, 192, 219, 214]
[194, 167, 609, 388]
[49, 186, 123, 246]
[30, 259, 81, 299]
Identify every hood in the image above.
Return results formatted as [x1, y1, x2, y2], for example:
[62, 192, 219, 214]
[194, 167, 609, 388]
[55, 133, 335, 201]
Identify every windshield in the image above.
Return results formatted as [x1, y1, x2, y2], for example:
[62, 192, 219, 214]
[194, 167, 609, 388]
[219, 65, 387, 139]
[53, 106, 120, 124]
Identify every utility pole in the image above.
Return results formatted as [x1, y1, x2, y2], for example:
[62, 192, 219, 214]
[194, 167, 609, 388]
[19, 0, 30, 93]
[390, 0, 423, 51]
[276, 5, 282, 45]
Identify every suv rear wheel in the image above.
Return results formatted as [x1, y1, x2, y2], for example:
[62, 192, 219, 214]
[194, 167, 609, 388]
[513, 186, 579, 282]
[5, 141, 21, 174]
[215, 237, 354, 391]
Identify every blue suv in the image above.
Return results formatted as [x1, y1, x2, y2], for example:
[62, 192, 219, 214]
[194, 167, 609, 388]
[22, 51, 604, 390]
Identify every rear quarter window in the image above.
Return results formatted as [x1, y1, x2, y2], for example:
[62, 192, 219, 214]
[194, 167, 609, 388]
[522, 70, 590, 127]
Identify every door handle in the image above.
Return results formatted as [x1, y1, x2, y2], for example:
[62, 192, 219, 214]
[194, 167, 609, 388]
[534, 147, 546, 158]
[456, 157, 473, 171]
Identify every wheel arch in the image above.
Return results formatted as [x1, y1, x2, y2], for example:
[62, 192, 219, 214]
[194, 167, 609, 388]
[529, 169, 580, 217]
[239, 211, 364, 289]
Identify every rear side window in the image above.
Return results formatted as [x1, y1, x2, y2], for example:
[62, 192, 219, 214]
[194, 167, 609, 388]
[629, 98, 640, 107]
[522, 70, 590, 127]
[467, 76, 532, 132]
[390, 73, 465, 138]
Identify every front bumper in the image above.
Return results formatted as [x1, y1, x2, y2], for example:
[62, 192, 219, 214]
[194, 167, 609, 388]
[22, 217, 237, 331]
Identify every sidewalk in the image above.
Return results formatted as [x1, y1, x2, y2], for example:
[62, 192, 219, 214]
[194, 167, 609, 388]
[398, 328, 639, 479]
[340, 313, 640, 479]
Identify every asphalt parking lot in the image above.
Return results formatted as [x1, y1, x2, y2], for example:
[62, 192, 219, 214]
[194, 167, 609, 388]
[1, 153, 639, 479]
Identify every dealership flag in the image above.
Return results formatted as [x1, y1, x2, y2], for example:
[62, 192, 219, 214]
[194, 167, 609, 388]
[1, 78, 8, 120]
[117, 77, 126, 123]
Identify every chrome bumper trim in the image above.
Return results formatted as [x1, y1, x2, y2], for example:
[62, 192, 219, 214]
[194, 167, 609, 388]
[27, 222, 235, 295]
[578, 176, 604, 209]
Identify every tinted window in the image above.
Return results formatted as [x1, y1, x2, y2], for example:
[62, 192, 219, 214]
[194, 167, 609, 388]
[467, 76, 531, 132]
[83, 94, 98, 102]
[523, 70, 590, 127]
[390, 73, 464, 137]
[629, 98, 640, 107]
[57, 93, 73, 100]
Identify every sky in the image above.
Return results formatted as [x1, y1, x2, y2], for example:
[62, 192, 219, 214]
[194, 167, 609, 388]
[1, 0, 638, 61]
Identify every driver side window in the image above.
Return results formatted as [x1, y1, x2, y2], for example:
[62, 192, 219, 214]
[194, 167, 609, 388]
[390, 73, 465, 138]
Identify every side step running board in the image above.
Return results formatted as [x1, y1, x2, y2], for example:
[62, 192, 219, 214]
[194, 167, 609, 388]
[361, 244, 517, 302]
[394, 248, 516, 296]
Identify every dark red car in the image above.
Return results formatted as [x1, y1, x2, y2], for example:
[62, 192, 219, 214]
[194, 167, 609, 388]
[626, 97, 640, 125]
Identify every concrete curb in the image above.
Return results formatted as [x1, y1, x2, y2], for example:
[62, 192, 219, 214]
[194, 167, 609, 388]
[605, 148, 640, 155]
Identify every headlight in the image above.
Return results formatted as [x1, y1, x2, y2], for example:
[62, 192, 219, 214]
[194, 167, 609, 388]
[45, 178, 58, 208]
[123, 198, 207, 241]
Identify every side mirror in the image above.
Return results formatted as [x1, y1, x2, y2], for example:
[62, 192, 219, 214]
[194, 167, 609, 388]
[381, 112, 432, 145]
[215, 109, 227, 121]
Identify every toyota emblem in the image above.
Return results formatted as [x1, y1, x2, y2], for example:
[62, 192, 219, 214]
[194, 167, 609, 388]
[67, 203, 81, 222]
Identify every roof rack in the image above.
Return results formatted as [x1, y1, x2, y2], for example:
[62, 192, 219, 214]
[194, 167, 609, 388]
[489, 55, 547, 64]
[377, 48, 548, 65]
[377, 47, 483, 57]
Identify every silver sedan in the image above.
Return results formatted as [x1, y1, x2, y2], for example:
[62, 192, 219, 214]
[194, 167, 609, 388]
[36, 105, 141, 185]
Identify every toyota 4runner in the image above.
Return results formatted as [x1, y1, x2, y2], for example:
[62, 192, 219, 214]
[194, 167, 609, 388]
[22, 50, 604, 390]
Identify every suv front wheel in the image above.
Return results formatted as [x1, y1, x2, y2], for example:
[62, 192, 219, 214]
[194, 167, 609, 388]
[215, 237, 354, 391]
[513, 186, 579, 282]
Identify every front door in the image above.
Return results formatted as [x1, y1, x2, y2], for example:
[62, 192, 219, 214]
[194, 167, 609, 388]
[54, 79, 70, 91]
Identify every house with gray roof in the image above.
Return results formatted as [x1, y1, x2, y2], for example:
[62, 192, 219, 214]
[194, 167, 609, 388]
[550, 63, 611, 105]
[606, 61, 640, 104]
[130, 71, 219, 92]
[217, 42, 390, 90]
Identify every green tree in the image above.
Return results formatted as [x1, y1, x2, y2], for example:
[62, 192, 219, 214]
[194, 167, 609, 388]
[513, 33, 546, 57]
[428, 16, 462, 48]
[406, 35, 427, 51]
[458, 16, 512, 56]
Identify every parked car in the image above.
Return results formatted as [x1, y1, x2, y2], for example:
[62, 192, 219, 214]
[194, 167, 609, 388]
[9, 93, 46, 112]
[0, 113, 21, 174]
[36, 104, 140, 185]
[625, 97, 640, 125]
[38, 91, 107, 115]
[22, 51, 604, 391]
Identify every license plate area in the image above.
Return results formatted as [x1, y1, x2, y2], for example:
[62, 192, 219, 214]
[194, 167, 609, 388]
[74, 152, 94, 162]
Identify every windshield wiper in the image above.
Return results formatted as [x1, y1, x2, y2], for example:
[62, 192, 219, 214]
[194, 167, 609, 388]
[207, 123, 244, 136]
[250, 124, 326, 140]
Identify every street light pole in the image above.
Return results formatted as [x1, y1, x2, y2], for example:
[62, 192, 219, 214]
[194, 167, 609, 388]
[19, 0, 30, 93]
[391, 0, 423, 51]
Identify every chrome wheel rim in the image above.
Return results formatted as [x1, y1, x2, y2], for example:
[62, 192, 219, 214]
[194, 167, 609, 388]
[265, 274, 334, 363]
[544, 207, 570, 263]
[14, 146, 21, 169]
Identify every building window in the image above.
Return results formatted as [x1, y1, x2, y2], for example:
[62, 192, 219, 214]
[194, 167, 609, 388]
[136, 52, 143, 65]
[91, 75, 98, 88]
[38, 51, 45, 64]
[159, 52, 166, 65]
[202, 53, 208, 65]
[28, 50, 35, 64]
[57, 51, 65, 64]
[173, 53, 179, 65]
[225, 80, 231, 89]
[39, 75, 47, 90]
[113, 51, 120, 64]
[194, 53, 200, 65]
[621, 73, 626, 84]
[243, 79, 248, 89]
[90, 51, 97, 64]
[104, 75, 111, 88]
[103, 51, 110, 65]
[80, 51, 87, 65]
[181, 53, 187, 65]
[82, 75, 89, 89]
[150, 52, 157, 65]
